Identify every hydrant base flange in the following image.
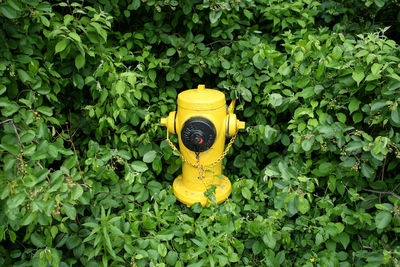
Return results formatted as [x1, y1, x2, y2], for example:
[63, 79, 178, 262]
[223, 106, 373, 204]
[172, 175, 232, 207]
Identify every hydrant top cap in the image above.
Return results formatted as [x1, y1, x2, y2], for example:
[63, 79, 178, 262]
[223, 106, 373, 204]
[178, 85, 226, 111]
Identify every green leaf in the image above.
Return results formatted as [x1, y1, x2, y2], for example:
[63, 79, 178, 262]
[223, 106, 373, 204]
[233, 154, 245, 168]
[269, 93, 283, 107]
[241, 187, 252, 200]
[336, 113, 346, 123]
[0, 5, 19, 19]
[241, 88, 252, 102]
[131, 0, 140, 10]
[166, 251, 178, 266]
[298, 197, 310, 214]
[348, 98, 361, 114]
[116, 80, 126, 95]
[391, 106, 400, 124]
[36, 106, 53, 116]
[17, 69, 32, 83]
[253, 53, 265, 70]
[352, 112, 363, 123]
[301, 139, 313, 152]
[371, 100, 387, 113]
[75, 54, 85, 69]
[209, 10, 222, 24]
[365, 73, 381, 81]
[375, 211, 392, 229]
[63, 203, 76, 220]
[371, 63, 383, 75]
[31, 232, 46, 247]
[166, 48, 176, 57]
[332, 46, 342, 60]
[352, 69, 364, 86]
[143, 151, 157, 163]
[148, 69, 156, 82]
[294, 51, 304, 62]
[131, 161, 148, 172]
[40, 15, 50, 27]
[374, 0, 385, 8]
[337, 232, 350, 249]
[71, 185, 83, 200]
[55, 39, 69, 54]
[157, 243, 167, 257]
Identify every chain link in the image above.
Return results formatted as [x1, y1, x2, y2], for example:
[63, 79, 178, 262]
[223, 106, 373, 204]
[165, 130, 238, 172]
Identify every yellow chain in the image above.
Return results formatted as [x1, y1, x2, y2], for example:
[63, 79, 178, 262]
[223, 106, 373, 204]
[165, 130, 238, 171]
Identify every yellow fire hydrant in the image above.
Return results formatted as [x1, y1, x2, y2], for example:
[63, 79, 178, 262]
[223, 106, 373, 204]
[160, 84, 245, 206]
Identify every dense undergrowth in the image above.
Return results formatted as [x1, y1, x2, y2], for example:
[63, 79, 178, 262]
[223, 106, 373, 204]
[1, 0, 400, 266]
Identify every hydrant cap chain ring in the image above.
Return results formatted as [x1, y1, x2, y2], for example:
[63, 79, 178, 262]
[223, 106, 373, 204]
[181, 117, 216, 152]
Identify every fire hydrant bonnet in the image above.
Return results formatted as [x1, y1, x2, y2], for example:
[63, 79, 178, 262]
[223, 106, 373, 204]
[177, 86, 226, 111]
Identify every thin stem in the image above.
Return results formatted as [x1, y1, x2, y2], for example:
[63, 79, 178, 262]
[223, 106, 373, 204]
[1, 119, 23, 148]
[362, 188, 400, 201]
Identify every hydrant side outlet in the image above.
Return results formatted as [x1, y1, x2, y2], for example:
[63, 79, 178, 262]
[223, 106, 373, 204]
[161, 84, 245, 206]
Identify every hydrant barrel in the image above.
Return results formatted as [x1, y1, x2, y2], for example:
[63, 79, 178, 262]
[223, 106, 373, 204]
[160, 84, 245, 206]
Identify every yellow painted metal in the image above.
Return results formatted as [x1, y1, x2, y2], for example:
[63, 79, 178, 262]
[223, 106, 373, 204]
[161, 84, 245, 206]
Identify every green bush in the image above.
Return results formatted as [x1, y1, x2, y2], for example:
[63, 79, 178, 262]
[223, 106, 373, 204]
[1, 0, 400, 266]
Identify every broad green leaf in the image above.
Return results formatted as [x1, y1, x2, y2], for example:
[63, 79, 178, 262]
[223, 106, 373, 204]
[166, 48, 176, 56]
[253, 53, 265, 70]
[301, 139, 313, 152]
[348, 98, 361, 114]
[375, 211, 392, 229]
[352, 112, 363, 123]
[298, 197, 310, 214]
[116, 80, 126, 95]
[241, 88, 252, 102]
[352, 69, 364, 86]
[37, 106, 53, 116]
[371, 100, 387, 113]
[336, 113, 346, 123]
[17, 69, 32, 83]
[31, 232, 46, 247]
[371, 63, 382, 75]
[337, 232, 350, 249]
[55, 39, 69, 54]
[71, 185, 83, 200]
[166, 251, 178, 266]
[40, 15, 50, 27]
[365, 73, 381, 81]
[148, 69, 156, 82]
[209, 10, 222, 24]
[0, 5, 19, 19]
[143, 151, 157, 163]
[131, 161, 148, 172]
[75, 54, 85, 69]
[233, 154, 245, 168]
[63, 203, 76, 220]
[269, 93, 283, 107]
[241, 187, 252, 200]
[332, 46, 342, 60]
[391, 106, 400, 124]
[294, 51, 304, 62]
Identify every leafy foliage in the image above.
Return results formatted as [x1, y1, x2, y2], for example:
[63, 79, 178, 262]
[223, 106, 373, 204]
[1, 0, 400, 266]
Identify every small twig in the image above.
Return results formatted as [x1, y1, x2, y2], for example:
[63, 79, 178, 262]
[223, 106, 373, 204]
[381, 156, 387, 181]
[357, 235, 372, 250]
[205, 40, 237, 47]
[36, 161, 51, 183]
[362, 188, 400, 201]
[66, 121, 86, 186]
[15, 238, 27, 250]
[0, 119, 13, 124]
[1, 119, 23, 148]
